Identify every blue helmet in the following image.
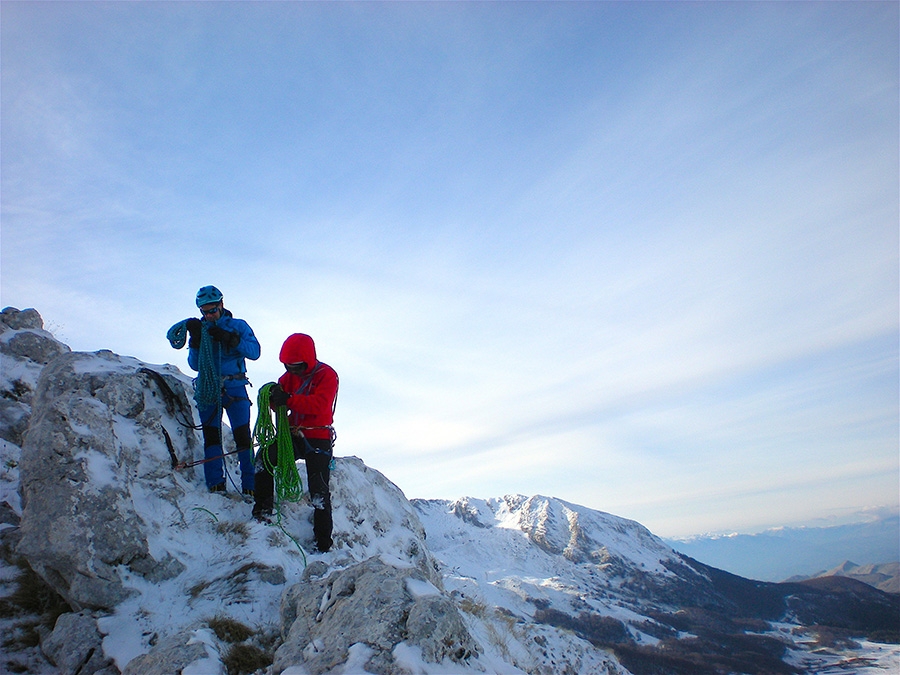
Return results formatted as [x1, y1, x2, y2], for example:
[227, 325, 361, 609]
[196, 285, 224, 307]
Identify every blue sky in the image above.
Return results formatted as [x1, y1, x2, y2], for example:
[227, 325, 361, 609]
[2, 1, 897, 538]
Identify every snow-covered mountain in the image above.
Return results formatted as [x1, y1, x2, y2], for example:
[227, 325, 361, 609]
[1, 306, 898, 675]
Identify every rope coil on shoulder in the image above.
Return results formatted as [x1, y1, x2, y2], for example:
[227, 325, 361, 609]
[254, 383, 304, 505]
[194, 326, 222, 409]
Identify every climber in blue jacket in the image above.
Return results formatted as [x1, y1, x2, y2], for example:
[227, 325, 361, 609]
[184, 285, 261, 494]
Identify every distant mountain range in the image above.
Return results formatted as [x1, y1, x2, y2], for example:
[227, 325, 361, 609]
[786, 561, 899, 594]
[666, 513, 900, 584]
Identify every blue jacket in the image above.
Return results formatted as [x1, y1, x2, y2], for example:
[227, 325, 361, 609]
[187, 309, 260, 382]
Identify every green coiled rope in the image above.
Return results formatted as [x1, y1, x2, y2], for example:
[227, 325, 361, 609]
[252, 383, 310, 565]
[253, 383, 304, 505]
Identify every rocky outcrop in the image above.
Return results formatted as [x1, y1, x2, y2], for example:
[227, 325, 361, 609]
[275, 556, 479, 675]
[512, 494, 675, 569]
[0, 306, 70, 446]
[120, 628, 217, 675]
[42, 610, 117, 675]
[17, 348, 198, 610]
[2, 307, 472, 673]
[328, 456, 440, 587]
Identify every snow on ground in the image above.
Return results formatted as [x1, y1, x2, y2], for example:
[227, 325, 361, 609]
[97, 489, 308, 669]
[4, 431, 897, 675]
[778, 625, 900, 675]
[414, 495, 673, 622]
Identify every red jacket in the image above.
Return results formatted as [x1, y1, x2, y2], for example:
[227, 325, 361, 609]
[276, 334, 338, 440]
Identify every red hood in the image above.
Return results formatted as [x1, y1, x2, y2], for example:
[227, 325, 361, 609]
[279, 333, 317, 368]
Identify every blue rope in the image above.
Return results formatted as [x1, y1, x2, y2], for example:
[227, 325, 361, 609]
[194, 325, 222, 409]
[166, 320, 189, 349]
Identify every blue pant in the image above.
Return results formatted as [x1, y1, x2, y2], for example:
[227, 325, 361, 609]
[197, 381, 254, 491]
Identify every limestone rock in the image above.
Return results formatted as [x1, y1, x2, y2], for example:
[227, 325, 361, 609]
[405, 593, 479, 663]
[0, 306, 71, 446]
[122, 628, 216, 675]
[0, 306, 44, 331]
[16, 350, 199, 610]
[330, 456, 440, 587]
[275, 556, 480, 675]
[42, 610, 116, 675]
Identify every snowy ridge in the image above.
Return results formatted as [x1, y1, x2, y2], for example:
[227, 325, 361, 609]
[94, 454, 437, 671]
[414, 495, 677, 647]
[415, 494, 679, 616]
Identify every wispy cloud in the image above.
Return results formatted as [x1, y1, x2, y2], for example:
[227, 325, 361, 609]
[2, 2, 896, 538]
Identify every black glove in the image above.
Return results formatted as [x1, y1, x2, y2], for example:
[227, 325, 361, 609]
[269, 385, 289, 408]
[186, 318, 202, 349]
[208, 325, 240, 350]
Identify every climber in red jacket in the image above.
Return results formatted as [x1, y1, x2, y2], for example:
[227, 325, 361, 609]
[253, 333, 338, 552]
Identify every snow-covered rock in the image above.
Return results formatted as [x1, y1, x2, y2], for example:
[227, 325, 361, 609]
[41, 610, 116, 675]
[275, 556, 478, 674]
[18, 349, 196, 610]
[120, 627, 217, 675]
[0, 306, 70, 446]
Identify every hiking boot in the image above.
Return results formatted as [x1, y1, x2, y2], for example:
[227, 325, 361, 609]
[209, 483, 226, 494]
[252, 503, 273, 523]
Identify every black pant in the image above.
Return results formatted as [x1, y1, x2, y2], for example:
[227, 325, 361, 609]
[254, 435, 333, 551]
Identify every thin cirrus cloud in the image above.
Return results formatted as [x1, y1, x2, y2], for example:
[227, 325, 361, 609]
[1, 2, 897, 538]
